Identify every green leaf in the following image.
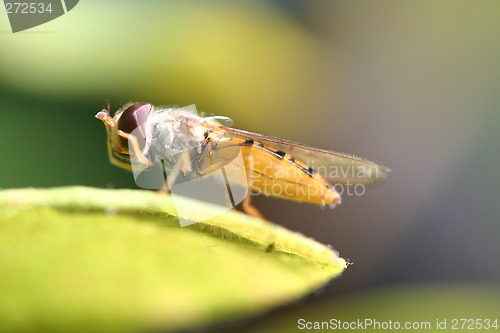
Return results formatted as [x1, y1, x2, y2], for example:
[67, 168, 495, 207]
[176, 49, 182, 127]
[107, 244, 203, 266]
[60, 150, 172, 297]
[0, 187, 346, 332]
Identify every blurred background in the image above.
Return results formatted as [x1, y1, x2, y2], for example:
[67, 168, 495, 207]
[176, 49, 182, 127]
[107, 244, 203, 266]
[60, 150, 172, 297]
[1, 0, 499, 332]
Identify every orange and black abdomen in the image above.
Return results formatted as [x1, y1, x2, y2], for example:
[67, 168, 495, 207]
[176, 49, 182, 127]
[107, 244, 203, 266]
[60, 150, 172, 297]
[236, 139, 341, 207]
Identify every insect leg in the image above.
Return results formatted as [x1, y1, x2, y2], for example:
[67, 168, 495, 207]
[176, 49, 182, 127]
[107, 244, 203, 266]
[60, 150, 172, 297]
[155, 152, 190, 195]
[156, 159, 170, 195]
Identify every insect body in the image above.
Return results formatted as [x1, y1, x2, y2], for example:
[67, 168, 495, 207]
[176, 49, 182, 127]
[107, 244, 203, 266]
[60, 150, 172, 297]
[96, 103, 389, 218]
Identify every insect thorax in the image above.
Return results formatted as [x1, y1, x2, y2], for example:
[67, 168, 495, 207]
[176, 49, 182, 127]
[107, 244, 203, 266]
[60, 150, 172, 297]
[144, 109, 208, 170]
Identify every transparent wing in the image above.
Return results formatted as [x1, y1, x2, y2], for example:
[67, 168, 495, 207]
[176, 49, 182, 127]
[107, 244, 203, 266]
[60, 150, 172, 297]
[204, 124, 391, 186]
[204, 115, 234, 127]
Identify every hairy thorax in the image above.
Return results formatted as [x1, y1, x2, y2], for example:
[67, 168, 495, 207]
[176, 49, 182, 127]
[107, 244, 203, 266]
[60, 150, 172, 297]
[144, 109, 209, 168]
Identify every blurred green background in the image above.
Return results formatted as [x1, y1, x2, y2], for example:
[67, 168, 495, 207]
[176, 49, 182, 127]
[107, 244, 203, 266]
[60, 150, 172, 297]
[1, 0, 499, 332]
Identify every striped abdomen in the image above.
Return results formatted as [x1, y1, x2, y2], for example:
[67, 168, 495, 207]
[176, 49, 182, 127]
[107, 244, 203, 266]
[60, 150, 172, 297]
[236, 139, 341, 207]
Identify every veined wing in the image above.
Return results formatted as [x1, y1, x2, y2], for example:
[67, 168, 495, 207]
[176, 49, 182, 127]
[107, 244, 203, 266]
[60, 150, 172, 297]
[204, 124, 391, 186]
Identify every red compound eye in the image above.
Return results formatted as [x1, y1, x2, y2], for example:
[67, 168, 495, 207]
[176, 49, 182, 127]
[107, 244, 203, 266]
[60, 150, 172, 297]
[117, 103, 152, 149]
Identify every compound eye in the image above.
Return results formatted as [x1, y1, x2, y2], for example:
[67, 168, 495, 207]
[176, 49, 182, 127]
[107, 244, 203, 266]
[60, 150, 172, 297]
[117, 103, 152, 150]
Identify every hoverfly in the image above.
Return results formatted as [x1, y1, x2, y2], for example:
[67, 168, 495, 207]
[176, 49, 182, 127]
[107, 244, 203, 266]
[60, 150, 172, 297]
[96, 103, 389, 220]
